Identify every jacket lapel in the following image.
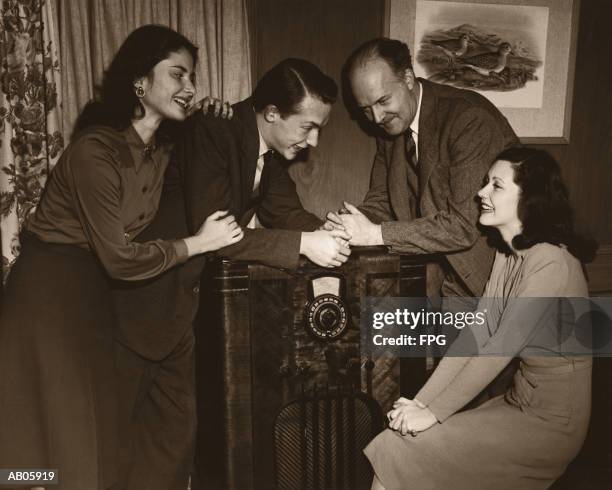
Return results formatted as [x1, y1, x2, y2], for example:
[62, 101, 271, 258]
[388, 136, 416, 220]
[417, 79, 438, 202]
[234, 98, 260, 213]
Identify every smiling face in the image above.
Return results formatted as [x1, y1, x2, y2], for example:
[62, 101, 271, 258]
[137, 47, 196, 123]
[262, 94, 332, 160]
[478, 159, 522, 236]
[349, 57, 419, 136]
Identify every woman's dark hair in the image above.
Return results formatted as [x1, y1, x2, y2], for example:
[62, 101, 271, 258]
[497, 147, 597, 262]
[73, 24, 197, 140]
[252, 58, 337, 116]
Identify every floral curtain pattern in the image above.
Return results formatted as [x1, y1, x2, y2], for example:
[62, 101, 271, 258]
[0, 0, 63, 282]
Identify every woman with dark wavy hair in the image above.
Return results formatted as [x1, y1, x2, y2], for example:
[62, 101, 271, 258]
[0, 25, 240, 490]
[364, 147, 596, 490]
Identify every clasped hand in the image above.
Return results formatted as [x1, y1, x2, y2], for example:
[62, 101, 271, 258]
[386, 397, 437, 436]
[300, 229, 351, 268]
[321, 201, 383, 246]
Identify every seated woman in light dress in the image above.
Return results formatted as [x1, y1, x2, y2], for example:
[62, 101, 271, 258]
[364, 147, 597, 490]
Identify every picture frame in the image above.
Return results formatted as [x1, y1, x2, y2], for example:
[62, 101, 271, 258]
[384, 0, 580, 143]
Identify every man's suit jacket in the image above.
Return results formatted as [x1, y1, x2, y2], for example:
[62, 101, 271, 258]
[112, 98, 321, 360]
[360, 79, 519, 296]
[173, 97, 322, 270]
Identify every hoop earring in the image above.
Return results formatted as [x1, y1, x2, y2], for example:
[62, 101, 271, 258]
[135, 86, 145, 98]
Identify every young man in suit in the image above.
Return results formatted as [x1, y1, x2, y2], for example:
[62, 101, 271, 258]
[327, 38, 519, 297]
[174, 57, 351, 270]
[111, 59, 350, 490]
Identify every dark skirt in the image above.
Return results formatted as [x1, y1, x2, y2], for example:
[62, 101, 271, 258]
[0, 233, 118, 489]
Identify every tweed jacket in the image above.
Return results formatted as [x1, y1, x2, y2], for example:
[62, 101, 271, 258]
[359, 79, 519, 296]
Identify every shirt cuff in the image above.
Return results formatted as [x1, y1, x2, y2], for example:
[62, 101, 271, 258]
[172, 239, 189, 263]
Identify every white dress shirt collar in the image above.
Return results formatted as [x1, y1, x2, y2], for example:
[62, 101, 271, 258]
[258, 128, 270, 158]
[410, 80, 423, 137]
[408, 81, 423, 160]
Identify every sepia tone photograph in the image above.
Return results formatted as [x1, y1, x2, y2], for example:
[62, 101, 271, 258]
[0, 0, 610, 489]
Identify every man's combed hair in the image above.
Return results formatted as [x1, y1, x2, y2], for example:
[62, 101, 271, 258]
[498, 147, 597, 262]
[252, 58, 338, 115]
[345, 37, 413, 78]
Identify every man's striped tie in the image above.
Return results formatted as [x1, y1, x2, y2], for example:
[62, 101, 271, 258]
[405, 129, 417, 171]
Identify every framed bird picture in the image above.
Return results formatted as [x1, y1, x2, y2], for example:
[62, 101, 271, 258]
[385, 0, 580, 143]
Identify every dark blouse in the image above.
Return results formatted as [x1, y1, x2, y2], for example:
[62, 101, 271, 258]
[27, 125, 188, 281]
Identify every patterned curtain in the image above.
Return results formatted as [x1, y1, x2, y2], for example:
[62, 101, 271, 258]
[0, 0, 63, 282]
[0, 0, 251, 284]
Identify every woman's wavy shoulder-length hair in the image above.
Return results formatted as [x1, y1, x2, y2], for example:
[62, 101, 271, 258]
[495, 147, 597, 262]
[73, 24, 197, 142]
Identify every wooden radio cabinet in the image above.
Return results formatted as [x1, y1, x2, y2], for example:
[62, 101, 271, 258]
[194, 247, 430, 489]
